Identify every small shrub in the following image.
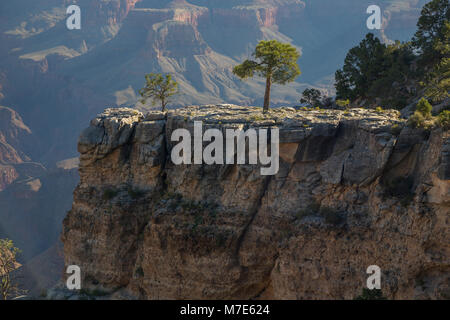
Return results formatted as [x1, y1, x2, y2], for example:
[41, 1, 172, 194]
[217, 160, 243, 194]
[336, 99, 350, 108]
[375, 106, 384, 113]
[437, 110, 450, 129]
[354, 288, 387, 300]
[408, 111, 427, 128]
[416, 97, 432, 118]
[103, 188, 118, 200]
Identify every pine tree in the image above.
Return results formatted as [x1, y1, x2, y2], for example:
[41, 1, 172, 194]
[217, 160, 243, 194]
[139, 73, 178, 112]
[233, 40, 301, 113]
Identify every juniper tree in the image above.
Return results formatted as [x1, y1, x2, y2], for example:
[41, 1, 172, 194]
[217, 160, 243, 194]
[139, 73, 178, 112]
[233, 40, 301, 113]
[300, 88, 323, 107]
[413, 0, 450, 64]
[416, 97, 433, 118]
[423, 21, 450, 102]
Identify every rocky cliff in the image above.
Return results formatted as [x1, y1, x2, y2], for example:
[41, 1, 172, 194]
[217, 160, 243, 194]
[62, 105, 449, 299]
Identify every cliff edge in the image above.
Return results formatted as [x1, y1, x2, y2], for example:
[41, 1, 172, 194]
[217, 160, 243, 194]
[61, 105, 449, 299]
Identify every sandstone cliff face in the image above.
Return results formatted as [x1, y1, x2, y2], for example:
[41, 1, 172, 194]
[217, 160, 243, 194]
[62, 105, 449, 299]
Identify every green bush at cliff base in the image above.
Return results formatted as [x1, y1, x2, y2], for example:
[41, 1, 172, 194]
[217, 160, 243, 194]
[437, 110, 450, 129]
[408, 98, 435, 129]
[408, 111, 427, 128]
[416, 97, 433, 118]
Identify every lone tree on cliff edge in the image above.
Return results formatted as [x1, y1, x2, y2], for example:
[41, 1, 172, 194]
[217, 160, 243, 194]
[139, 73, 178, 112]
[233, 40, 301, 113]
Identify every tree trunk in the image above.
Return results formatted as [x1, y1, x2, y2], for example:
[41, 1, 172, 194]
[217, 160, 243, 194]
[161, 99, 167, 112]
[263, 75, 272, 113]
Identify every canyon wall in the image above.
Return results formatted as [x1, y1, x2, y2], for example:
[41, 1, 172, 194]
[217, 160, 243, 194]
[62, 105, 449, 299]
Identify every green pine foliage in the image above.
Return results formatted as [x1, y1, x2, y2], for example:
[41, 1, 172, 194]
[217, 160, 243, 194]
[437, 110, 450, 129]
[300, 88, 322, 107]
[416, 97, 433, 118]
[408, 98, 435, 129]
[413, 0, 450, 65]
[335, 34, 415, 109]
[139, 73, 178, 112]
[422, 21, 450, 102]
[233, 40, 301, 113]
[335, 0, 449, 109]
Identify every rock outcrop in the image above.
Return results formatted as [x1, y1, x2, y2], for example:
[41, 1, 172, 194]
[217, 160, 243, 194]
[62, 105, 449, 299]
[0, 106, 37, 191]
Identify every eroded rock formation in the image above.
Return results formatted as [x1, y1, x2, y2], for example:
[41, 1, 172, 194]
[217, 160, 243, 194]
[62, 105, 449, 299]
